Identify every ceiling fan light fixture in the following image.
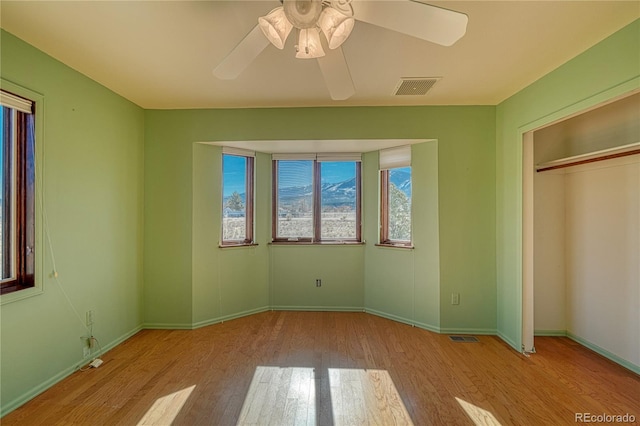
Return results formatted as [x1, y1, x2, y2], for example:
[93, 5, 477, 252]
[295, 28, 325, 59]
[318, 7, 355, 49]
[258, 7, 293, 49]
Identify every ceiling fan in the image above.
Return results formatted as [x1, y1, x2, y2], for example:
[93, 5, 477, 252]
[213, 0, 468, 100]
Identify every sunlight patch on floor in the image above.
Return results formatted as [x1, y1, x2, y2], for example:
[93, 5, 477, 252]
[329, 368, 414, 426]
[456, 397, 502, 426]
[237, 366, 316, 425]
[137, 385, 196, 425]
[237, 366, 413, 425]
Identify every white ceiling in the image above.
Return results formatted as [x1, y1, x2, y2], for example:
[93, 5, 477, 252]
[1, 1, 638, 109]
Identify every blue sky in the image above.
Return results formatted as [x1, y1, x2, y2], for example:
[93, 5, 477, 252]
[0, 108, 3, 193]
[224, 157, 357, 196]
[320, 162, 355, 184]
[222, 154, 246, 197]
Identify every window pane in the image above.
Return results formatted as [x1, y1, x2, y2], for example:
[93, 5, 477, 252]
[0, 94, 36, 294]
[222, 154, 247, 241]
[1, 106, 13, 280]
[388, 167, 412, 241]
[320, 161, 357, 239]
[1, 107, 4, 278]
[277, 160, 313, 239]
[25, 113, 35, 277]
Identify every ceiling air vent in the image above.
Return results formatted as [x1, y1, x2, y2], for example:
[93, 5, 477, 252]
[393, 77, 441, 96]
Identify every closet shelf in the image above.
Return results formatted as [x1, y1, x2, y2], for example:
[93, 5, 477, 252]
[536, 142, 640, 172]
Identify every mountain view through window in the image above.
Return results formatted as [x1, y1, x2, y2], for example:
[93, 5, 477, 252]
[273, 159, 364, 241]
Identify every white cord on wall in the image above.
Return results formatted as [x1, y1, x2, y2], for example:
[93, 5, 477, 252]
[35, 117, 102, 370]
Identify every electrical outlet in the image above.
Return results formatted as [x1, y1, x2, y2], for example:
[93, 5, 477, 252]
[83, 346, 90, 358]
[86, 310, 94, 326]
[451, 293, 460, 305]
[315, 279, 322, 287]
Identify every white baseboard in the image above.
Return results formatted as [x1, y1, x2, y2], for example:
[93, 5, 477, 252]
[365, 308, 416, 327]
[192, 306, 271, 329]
[534, 329, 567, 336]
[440, 328, 497, 335]
[497, 330, 520, 352]
[142, 323, 193, 330]
[566, 332, 640, 375]
[271, 305, 364, 312]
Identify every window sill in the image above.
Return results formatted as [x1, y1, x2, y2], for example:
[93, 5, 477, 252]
[1, 285, 44, 305]
[219, 243, 259, 249]
[375, 243, 414, 250]
[269, 241, 365, 246]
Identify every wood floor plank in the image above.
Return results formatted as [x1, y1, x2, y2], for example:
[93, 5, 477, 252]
[3, 311, 639, 425]
[267, 367, 292, 426]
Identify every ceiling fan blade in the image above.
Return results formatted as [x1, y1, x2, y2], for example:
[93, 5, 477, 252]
[350, 0, 468, 47]
[316, 47, 355, 101]
[213, 24, 270, 79]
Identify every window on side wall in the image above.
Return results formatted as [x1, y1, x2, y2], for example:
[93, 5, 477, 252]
[221, 148, 255, 246]
[1, 90, 36, 295]
[272, 154, 362, 243]
[379, 146, 412, 247]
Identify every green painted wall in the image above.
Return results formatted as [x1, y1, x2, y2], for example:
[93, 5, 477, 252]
[144, 106, 496, 332]
[192, 145, 270, 326]
[363, 150, 416, 322]
[0, 30, 144, 415]
[271, 245, 364, 309]
[364, 143, 443, 331]
[411, 142, 441, 330]
[495, 19, 640, 349]
[363, 117, 495, 333]
[144, 110, 194, 326]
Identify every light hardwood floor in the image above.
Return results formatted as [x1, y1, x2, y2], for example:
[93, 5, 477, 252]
[3, 311, 639, 425]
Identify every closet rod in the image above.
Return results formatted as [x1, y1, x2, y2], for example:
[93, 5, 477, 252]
[536, 144, 640, 172]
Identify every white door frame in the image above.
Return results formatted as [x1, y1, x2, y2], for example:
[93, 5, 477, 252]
[522, 131, 535, 354]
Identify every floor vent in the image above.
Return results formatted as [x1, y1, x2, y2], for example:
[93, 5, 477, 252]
[393, 77, 440, 96]
[449, 335, 479, 343]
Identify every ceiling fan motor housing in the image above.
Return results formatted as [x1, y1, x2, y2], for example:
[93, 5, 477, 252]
[283, 0, 323, 29]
